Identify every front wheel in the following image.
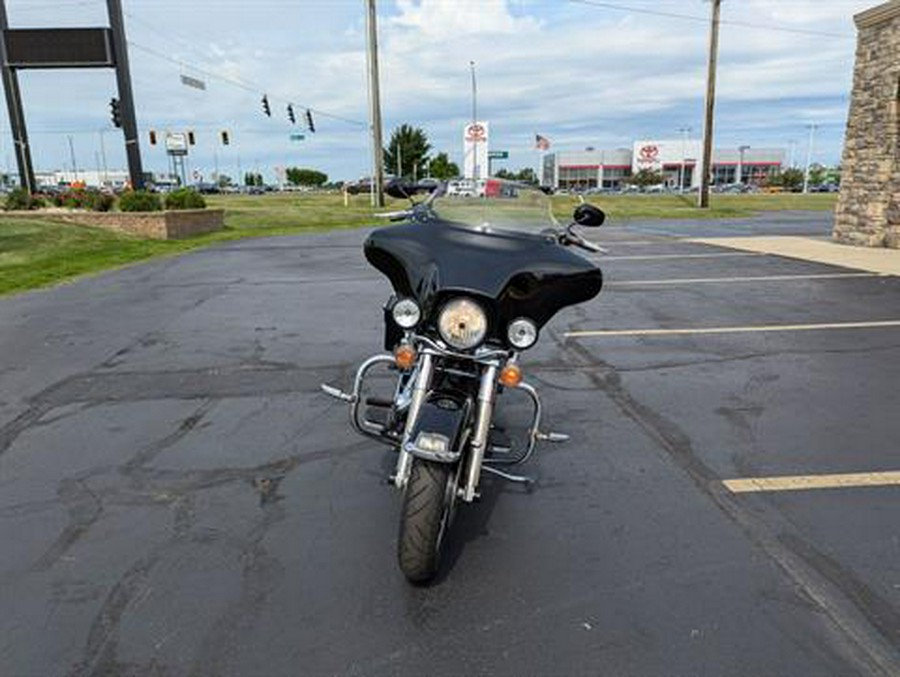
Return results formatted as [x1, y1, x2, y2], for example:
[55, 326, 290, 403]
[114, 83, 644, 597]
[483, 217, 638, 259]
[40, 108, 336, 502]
[398, 459, 455, 583]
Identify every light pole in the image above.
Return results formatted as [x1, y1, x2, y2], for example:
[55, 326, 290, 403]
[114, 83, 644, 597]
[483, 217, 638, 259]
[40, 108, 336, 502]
[678, 126, 691, 193]
[803, 124, 818, 193]
[737, 145, 750, 186]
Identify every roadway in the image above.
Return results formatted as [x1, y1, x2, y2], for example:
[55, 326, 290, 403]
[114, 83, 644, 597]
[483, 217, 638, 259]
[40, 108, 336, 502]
[1, 210, 899, 676]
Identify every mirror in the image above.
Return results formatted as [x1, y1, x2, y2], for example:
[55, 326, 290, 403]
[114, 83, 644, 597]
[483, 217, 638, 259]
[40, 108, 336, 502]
[572, 203, 605, 227]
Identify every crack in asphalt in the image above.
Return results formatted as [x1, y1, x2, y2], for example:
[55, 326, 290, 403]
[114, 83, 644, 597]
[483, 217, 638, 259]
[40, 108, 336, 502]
[551, 327, 900, 676]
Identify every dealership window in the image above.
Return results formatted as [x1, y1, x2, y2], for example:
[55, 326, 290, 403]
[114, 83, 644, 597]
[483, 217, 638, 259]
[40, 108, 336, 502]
[559, 166, 598, 190]
[713, 165, 736, 185]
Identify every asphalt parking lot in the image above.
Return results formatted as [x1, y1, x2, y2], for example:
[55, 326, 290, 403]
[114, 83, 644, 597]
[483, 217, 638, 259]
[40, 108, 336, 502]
[1, 210, 899, 676]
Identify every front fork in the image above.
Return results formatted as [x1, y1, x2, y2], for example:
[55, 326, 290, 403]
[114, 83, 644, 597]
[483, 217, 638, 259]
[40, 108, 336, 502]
[393, 354, 498, 503]
[393, 352, 435, 488]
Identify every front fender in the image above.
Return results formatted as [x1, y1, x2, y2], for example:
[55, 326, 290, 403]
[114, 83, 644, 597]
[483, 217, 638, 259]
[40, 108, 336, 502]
[403, 394, 472, 463]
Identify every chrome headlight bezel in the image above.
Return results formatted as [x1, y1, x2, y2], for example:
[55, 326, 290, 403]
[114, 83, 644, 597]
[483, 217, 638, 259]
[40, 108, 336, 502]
[437, 297, 488, 350]
[507, 317, 538, 350]
[392, 298, 421, 329]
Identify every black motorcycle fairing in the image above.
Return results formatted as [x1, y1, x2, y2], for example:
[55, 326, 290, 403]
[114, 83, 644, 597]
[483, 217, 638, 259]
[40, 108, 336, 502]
[364, 219, 603, 339]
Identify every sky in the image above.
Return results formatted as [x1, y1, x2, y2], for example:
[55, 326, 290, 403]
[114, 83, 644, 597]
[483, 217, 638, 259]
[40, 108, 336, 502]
[0, 0, 876, 183]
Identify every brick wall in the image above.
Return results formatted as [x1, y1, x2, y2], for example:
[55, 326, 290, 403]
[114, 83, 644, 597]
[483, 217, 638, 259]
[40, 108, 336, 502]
[835, 1, 900, 248]
[0, 209, 224, 240]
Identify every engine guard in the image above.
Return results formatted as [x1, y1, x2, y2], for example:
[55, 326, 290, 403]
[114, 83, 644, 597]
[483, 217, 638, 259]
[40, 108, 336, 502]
[321, 353, 569, 467]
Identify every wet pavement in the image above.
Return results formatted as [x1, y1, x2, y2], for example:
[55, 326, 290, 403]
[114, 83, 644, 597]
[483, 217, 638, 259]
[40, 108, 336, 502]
[2, 210, 900, 676]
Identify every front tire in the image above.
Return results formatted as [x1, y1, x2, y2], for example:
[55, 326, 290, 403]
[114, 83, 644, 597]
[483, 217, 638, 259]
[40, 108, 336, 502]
[398, 459, 455, 583]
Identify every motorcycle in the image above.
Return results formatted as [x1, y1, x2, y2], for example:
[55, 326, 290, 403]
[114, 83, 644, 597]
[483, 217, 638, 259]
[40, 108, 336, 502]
[322, 179, 605, 583]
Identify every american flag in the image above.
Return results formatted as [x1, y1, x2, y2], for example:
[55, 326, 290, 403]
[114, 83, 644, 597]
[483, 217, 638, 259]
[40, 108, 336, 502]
[535, 134, 551, 151]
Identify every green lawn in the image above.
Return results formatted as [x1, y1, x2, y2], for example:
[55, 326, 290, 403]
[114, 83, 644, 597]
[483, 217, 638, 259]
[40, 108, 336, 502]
[0, 191, 837, 296]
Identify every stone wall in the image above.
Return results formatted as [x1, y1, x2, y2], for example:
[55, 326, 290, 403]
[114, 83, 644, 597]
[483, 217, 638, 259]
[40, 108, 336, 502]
[835, 1, 900, 248]
[0, 209, 224, 240]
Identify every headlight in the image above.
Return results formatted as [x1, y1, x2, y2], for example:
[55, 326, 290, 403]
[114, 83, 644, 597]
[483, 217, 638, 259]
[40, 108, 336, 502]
[438, 298, 488, 350]
[507, 318, 538, 349]
[392, 298, 421, 329]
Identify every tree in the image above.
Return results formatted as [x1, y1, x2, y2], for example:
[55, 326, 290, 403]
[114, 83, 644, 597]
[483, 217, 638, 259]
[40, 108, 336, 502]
[514, 168, 538, 185]
[428, 152, 459, 180]
[244, 172, 264, 187]
[770, 168, 805, 192]
[808, 163, 828, 187]
[493, 168, 537, 184]
[628, 168, 664, 188]
[384, 124, 432, 180]
[217, 174, 233, 188]
[286, 167, 328, 187]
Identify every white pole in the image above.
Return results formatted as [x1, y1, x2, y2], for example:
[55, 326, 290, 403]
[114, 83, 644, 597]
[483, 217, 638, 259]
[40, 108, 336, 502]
[470, 60, 478, 179]
[803, 124, 817, 193]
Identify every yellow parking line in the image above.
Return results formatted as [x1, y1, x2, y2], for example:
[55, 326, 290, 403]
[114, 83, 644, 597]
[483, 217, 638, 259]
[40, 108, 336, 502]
[724, 471, 900, 493]
[608, 272, 878, 286]
[602, 253, 763, 261]
[564, 320, 900, 339]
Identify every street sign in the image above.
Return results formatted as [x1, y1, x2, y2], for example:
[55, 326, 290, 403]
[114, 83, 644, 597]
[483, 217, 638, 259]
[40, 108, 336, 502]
[488, 150, 509, 159]
[290, 133, 306, 142]
[165, 132, 188, 156]
[180, 74, 206, 91]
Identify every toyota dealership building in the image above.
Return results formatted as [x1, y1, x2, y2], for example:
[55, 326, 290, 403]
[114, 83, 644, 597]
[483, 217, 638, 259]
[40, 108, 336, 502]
[542, 140, 786, 191]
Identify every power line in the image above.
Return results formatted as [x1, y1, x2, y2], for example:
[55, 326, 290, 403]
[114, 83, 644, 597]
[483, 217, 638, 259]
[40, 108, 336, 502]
[120, 7, 367, 131]
[568, 0, 854, 39]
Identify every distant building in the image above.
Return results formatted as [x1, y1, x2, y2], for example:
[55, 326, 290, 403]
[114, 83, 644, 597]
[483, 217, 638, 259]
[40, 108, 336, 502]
[835, 1, 900, 248]
[542, 148, 632, 191]
[35, 170, 130, 190]
[541, 142, 785, 191]
[33, 170, 178, 191]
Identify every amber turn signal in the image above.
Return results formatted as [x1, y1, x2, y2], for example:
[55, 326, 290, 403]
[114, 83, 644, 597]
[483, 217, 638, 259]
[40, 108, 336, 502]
[499, 363, 523, 388]
[394, 344, 417, 370]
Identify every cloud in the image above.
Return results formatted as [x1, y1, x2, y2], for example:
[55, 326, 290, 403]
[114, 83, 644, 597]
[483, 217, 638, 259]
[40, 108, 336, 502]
[0, 0, 873, 179]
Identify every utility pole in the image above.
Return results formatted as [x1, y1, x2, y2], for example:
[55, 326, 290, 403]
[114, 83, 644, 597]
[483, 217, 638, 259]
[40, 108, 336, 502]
[678, 126, 691, 193]
[698, 0, 722, 208]
[365, 0, 385, 207]
[803, 124, 818, 193]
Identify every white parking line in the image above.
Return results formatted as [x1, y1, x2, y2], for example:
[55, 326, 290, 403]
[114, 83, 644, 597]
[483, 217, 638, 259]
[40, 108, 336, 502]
[724, 471, 900, 493]
[608, 272, 879, 287]
[565, 320, 900, 339]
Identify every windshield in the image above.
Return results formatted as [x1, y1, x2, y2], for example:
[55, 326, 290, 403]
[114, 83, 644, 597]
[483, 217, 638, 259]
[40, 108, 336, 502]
[426, 179, 558, 235]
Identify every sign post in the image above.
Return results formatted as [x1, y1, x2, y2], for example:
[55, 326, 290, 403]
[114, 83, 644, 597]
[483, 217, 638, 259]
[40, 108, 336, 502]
[487, 149, 508, 177]
[463, 121, 489, 180]
[0, 0, 144, 191]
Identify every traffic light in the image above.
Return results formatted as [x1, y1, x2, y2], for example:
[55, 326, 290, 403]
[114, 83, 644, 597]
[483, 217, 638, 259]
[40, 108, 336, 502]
[287, 104, 296, 125]
[221, 130, 230, 146]
[262, 94, 271, 117]
[109, 97, 122, 128]
[187, 130, 196, 145]
[149, 130, 157, 145]
[305, 109, 315, 133]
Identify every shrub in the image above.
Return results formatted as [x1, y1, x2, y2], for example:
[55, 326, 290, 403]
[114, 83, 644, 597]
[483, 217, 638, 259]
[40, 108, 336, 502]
[118, 190, 162, 212]
[49, 189, 114, 211]
[164, 188, 206, 210]
[4, 188, 43, 211]
[90, 192, 115, 212]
